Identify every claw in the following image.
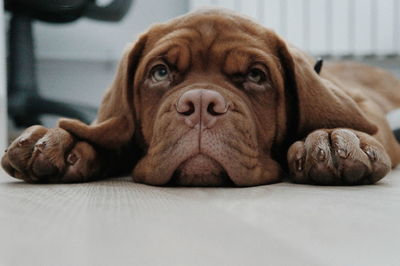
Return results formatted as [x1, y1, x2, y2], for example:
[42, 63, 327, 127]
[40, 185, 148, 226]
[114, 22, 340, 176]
[337, 148, 348, 159]
[295, 158, 303, 171]
[35, 141, 47, 152]
[365, 149, 377, 161]
[18, 138, 28, 147]
[67, 153, 78, 165]
[317, 149, 325, 161]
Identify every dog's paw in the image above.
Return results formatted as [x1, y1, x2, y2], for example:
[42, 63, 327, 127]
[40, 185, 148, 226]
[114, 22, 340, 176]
[287, 129, 391, 185]
[1, 125, 99, 183]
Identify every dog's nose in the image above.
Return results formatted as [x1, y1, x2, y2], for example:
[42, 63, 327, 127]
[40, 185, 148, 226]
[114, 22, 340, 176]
[176, 89, 229, 128]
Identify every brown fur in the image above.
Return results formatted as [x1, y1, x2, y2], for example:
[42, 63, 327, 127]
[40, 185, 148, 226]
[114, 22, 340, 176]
[2, 9, 400, 186]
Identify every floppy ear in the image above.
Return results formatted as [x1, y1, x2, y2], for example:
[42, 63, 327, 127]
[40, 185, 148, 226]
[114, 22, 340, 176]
[58, 34, 147, 149]
[276, 39, 378, 137]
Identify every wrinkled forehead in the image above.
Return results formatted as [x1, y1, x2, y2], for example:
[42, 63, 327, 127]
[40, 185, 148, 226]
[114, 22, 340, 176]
[140, 11, 279, 74]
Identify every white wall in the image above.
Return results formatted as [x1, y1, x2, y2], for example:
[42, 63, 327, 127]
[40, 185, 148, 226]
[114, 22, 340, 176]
[25, 0, 400, 61]
[190, 0, 400, 57]
[34, 0, 188, 61]
[0, 0, 6, 153]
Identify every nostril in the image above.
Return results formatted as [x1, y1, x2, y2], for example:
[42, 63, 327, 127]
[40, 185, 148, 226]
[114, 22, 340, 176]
[207, 102, 229, 116]
[207, 103, 221, 116]
[177, 101, 195, 116]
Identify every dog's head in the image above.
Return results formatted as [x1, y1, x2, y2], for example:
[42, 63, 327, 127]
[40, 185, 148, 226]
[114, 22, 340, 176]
[64, 9, 377, 186]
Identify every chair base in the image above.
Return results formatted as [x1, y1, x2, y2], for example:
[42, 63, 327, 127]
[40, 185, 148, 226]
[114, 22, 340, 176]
[8, 91, 97, 127]
[7, 12, 97, 127]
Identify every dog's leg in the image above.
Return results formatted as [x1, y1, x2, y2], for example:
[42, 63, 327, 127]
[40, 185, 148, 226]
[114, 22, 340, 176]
[1, 125, 110, 183]
[287, 128, 391, 185]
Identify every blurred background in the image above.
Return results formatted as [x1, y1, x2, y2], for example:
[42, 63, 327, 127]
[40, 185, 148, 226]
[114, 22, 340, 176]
[1, 0, 400, 152]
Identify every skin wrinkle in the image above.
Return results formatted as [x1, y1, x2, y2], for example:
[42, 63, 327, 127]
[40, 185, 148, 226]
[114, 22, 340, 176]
[201, 121, 260, 174]
[232, 123, 252, 149]
[150, 127, 191, 157]
[221, 138, 258, 159]
[223, 48, 277, 76]
[209, 127, 256, 159]
[187, 22, 219, 68]
[224, 145, 258, 170]
[142, 44, 188, 75]
[222, 119, 257, 149]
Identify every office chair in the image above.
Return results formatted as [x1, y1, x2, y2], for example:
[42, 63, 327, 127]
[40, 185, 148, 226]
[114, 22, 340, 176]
[5, 0, 133, 126]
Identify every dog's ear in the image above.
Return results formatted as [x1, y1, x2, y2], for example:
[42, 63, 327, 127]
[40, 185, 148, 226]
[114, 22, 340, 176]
[275, 37, 378, 137]
[58, 34, 147, 149]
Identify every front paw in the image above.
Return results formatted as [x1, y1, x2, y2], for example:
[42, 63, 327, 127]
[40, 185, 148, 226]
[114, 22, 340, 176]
[1, 125, 99, 183]
[287, 129, 391, 185]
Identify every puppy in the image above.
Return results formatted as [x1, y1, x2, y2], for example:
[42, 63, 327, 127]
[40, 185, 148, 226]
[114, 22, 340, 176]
[2, 9, 400, 186]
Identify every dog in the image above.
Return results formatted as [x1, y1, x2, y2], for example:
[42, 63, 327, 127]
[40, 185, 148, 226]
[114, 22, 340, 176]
[2, 9, 400, 186]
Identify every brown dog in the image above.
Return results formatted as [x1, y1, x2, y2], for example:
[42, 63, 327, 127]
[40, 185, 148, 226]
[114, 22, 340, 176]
[2, 9, 400, 186]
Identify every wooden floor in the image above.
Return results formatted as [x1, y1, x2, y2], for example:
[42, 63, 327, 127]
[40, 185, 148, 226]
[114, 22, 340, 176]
[1, 167, 400, 266]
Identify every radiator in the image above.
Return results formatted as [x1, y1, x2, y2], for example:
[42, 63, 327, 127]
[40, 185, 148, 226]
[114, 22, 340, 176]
[189, 0, 400, 57]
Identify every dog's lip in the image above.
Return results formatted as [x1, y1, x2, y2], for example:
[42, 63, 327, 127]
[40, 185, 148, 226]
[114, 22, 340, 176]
[168, 153, 234, 186]
[176, 153, 223, 173]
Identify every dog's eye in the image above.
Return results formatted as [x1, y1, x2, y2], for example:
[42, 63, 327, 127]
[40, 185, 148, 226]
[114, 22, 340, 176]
[151, 64, 170, 82]
[246, 68, 265, 84]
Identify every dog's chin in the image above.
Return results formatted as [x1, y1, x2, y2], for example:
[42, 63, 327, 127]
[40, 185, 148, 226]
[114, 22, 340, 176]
[169, 154, 233, 186]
